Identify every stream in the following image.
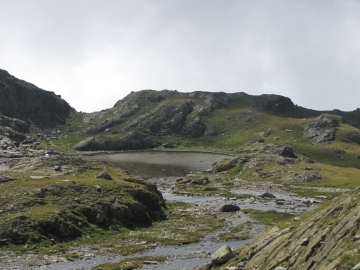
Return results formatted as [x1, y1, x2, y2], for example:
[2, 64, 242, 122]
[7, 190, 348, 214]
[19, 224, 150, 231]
[32, 151, 316, 270]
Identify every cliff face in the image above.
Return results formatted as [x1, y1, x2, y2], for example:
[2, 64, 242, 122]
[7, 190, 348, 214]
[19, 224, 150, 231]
[0, 69, 73, 127]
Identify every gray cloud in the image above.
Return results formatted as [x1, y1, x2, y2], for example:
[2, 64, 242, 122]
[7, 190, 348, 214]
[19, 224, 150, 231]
[1, 0, 359, 112]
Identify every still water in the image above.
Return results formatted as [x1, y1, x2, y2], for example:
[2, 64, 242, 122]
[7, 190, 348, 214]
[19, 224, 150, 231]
[86, 151, 232, 177]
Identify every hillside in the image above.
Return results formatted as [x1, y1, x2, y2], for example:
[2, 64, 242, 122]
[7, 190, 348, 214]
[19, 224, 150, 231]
[62, 89, 360, 171]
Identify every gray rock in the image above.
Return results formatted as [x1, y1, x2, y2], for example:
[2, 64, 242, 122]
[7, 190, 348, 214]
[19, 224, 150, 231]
[177, 179, 192, 184]
[73, 136, 94, 151]
[303, 114, 339, 143]
[279, 146, 296, 158]
[0, 176, 15, 183]
[259, 192, 276, 199]
[190, 177, 209, 185]
[300, 238, 309, 246]
[211, 244, 234, 265]
[352, 262, 360, 269]
[219, 204, 240, 212]
[248, 249, 256, 259]
[163, 142, 175, 148]
[95, 172, 113, 180]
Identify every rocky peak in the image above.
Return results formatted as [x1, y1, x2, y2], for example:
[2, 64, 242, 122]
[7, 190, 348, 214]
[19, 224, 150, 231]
[0, 69, 74, 127]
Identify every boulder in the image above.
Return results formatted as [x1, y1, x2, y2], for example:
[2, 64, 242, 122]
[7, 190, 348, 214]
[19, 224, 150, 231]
[163, 142, 175, 148]
[259, 192, 276, 199]
[279, 146, 296, 158]
[219, 204, 240, 212]
[190, 177, 209, 185]
[95, 172, 113, 180]
[211, 244, 234, 265]
[0, 176, 15, 183]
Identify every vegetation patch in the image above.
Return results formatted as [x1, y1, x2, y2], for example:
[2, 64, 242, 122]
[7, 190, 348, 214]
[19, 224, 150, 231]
[242, 209, 295, 227]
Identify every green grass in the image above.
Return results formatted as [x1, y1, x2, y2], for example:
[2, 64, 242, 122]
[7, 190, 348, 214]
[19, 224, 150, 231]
[336, 254, 360, 270]
[242, 209, 295, 227]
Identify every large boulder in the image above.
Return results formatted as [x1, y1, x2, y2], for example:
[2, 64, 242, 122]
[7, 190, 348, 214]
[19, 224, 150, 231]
[279, 146, 296, 158]
[219, 204, 240, 212]
[211, 244, 234, 265]
[95, 172, 113, 180]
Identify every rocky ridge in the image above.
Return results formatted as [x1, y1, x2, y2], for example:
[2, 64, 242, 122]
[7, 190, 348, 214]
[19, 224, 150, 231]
[73, 91, 312, 151]
[227, 188, 360, 270]
[72, 90, 360, 152]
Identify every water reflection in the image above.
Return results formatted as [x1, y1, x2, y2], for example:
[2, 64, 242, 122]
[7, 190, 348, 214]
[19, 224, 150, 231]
[86, 151, 232, 177]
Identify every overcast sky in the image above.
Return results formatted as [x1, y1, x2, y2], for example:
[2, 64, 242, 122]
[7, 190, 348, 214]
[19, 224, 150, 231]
[1, 0, 359, 113]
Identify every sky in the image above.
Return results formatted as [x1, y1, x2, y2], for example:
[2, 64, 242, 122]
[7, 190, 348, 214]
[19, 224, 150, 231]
[1, 0, 360, 113]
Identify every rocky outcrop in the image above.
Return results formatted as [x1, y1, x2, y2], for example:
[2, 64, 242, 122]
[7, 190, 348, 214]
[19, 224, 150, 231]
[0, 172, 165, 245]
[0, 69, 73, 127]
[212, 143, 297, 174]
[73, 131, 159, 151]
[256, 94, 295, 113]
[0, 69, 73, 158]
[231, 189, 360, 270]
[303, 114, 339, 144]
[346, 131, 360, 144]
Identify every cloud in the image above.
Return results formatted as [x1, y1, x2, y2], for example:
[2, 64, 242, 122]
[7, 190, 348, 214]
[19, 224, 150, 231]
[0, 0, 359, 112]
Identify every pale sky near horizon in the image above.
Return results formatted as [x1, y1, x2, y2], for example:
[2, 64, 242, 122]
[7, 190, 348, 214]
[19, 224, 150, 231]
[1, 0, 359, 113]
